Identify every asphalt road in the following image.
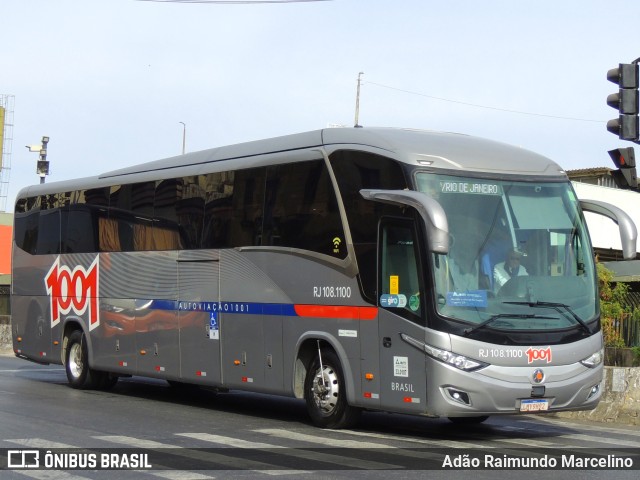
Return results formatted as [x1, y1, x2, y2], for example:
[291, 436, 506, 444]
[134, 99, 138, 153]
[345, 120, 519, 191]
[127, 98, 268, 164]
[0, 353, 639, 480]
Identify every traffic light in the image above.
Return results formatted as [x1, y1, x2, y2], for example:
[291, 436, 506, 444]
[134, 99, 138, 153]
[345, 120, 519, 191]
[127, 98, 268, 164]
[609, 147, 637, 189]
[607, 63, 639, 141]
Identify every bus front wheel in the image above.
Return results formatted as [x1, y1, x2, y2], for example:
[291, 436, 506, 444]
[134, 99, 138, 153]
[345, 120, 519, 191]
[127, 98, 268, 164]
[304, 349, 360, 429]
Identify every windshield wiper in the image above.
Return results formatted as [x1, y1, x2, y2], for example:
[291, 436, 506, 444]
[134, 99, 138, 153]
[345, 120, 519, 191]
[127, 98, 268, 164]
[463, 313, 557, 337]
[503, 301, 592, 334]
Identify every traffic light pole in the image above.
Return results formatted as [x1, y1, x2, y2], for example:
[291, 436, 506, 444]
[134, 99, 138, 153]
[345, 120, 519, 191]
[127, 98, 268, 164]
[26, 135, 50, 184]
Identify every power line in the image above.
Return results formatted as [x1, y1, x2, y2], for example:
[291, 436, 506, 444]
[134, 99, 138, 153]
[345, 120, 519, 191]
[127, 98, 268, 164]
[136, 0, 331, 4]
[365, 80, 605, 124]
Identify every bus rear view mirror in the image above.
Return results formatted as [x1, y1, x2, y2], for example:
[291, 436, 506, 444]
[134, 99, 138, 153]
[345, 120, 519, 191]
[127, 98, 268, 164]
[579, 199, 637, 260]
[360, 189, 449, 254]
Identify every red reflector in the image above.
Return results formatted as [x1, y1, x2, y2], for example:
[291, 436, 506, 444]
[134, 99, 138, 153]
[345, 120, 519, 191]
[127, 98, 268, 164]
[364, 392, 372, 398]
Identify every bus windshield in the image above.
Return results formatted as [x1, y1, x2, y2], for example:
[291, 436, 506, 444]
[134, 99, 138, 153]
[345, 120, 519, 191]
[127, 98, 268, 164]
[416, 173, 598, 336]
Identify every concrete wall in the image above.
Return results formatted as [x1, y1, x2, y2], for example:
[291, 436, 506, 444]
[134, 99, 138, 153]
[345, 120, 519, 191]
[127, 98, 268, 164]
[0, 316, 10, 350]
[554, 366, 640, 426]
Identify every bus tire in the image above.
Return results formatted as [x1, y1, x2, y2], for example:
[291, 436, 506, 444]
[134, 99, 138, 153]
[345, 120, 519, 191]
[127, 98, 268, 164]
[304, 349, 360, 429]
[448, 415, 489, 424]
[65, 330, 98, 389]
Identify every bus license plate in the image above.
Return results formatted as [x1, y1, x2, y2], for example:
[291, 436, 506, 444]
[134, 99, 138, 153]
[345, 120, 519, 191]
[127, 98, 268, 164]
[520, 399, 549, 412]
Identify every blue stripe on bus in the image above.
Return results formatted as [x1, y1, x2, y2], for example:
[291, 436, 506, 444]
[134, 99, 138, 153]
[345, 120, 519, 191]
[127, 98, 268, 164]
[148, 300, 298, 316]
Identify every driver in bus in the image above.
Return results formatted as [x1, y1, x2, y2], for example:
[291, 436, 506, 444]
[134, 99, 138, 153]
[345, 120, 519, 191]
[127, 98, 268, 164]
[447, 218, 483, 292]
[493, 248, 528, 291]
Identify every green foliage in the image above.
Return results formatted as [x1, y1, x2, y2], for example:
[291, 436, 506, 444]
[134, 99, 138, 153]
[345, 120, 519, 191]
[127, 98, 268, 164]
[598, 264, 628, 348]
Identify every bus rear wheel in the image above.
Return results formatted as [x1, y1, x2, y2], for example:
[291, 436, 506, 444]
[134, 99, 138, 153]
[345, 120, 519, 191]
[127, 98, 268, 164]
[304, 349, 360, 429]
[65, 330, 99, 389]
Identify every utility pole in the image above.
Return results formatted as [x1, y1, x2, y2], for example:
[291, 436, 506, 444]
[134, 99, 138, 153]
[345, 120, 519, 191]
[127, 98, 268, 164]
[179, 122, 186, 155]
[354, 72, 364, 128]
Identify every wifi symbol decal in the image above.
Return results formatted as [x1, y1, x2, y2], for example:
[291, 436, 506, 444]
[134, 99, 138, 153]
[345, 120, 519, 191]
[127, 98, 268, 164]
[333, 237, 342, 253]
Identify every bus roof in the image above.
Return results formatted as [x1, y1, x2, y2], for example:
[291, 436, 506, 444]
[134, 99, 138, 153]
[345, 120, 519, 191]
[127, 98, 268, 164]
[100, 127, 564, 179]
[17, 127, 567, 199]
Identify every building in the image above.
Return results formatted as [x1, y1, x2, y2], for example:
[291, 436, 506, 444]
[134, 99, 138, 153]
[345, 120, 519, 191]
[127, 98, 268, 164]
[0, 212, 11, 334]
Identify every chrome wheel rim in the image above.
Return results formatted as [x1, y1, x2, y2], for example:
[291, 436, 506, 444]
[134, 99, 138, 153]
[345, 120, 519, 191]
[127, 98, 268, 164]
[68, 343, 83, 379]
[311, 365, 339, 414]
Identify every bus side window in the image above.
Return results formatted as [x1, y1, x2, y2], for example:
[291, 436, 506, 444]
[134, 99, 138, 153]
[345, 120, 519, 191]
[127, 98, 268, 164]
[14, 209, 40, 255]
[263, 160, 346, 257]
[379, 219, 424, 323]
[329, 150, 408, 303]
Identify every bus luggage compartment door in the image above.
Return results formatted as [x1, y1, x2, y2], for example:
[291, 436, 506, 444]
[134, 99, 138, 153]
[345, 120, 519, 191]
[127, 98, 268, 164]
[177, 251, 222, 384]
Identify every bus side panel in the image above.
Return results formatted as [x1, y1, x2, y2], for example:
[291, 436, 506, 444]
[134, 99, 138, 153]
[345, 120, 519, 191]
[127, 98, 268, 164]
[263, 313, 284, 393]
[12, 249, 74, 365]
[377, 311, 427, 414]
[94, 251, 178, 377]
[11, 293, 52, 363]
[243, 251, 366, 402]
[358, 318, 381, 409]
[219, 250, 280, 392]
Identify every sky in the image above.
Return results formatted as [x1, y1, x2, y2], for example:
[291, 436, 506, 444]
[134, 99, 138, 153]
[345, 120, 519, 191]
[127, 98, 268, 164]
[2, 0, 640, 211]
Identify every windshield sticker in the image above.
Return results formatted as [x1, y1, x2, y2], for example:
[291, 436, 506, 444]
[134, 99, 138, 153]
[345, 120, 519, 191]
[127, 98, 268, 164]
[439, 181, 502, 195]
[409, 294, 420, 312]
[389, 275, 399, 295]
[380, 294, 407, 308]
[446, 290, 488, 307]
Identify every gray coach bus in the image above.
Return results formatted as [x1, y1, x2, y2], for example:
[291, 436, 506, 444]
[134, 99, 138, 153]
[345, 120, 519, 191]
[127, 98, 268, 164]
[11, 127, 636, 428]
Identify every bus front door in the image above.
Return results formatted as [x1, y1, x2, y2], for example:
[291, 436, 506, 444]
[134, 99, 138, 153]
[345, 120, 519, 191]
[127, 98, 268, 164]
[377, 219, 428, 414]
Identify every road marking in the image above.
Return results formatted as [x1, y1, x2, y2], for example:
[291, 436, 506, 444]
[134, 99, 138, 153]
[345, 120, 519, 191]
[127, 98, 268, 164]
[558, 433, 640, 448]
[495, 437, 559, 447]
[6, 438, 76, 448]
[1, 471, 88, 479]
[254, 428, 394, 449]
[0, 369, 65, 373]
[95, 435, 304, 475]
[176, 432, 282, 449]
[145, 472, 214, 479]
[333, 428, 492, 449]
[179, 432, 403, 470]
[526, 417, 640, 438]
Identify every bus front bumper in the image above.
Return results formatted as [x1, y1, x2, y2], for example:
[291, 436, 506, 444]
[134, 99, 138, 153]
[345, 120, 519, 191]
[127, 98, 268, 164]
[426, 359, 603, 417]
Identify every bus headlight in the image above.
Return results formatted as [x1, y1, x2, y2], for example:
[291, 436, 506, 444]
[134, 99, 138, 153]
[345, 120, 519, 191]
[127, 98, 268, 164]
[400, 333, 488, 372]
[580, 348, 604, 368]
